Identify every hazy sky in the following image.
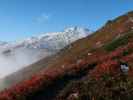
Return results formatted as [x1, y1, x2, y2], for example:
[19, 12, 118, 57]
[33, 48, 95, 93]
[0, 0, 133, 41]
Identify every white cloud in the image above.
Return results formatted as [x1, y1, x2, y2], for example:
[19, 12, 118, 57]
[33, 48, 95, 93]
[36, 13, 51, 23]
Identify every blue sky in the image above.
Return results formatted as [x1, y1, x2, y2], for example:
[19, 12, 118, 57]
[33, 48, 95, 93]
[0, 0, 133, 41]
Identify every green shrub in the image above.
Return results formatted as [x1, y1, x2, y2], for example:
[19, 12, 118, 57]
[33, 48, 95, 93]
[104, 31, 133, 51]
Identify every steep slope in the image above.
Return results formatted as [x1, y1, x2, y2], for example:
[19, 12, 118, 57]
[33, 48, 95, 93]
[56, 32, 133, 100]
[0, 11, 133, 100]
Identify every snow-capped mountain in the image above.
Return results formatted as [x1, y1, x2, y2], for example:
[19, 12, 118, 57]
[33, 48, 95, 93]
[1, 26, 90, 55]
[15, 26, 90, 51]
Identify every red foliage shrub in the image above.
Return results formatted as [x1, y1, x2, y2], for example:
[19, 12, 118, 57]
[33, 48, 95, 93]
[90, 60, 120, 79]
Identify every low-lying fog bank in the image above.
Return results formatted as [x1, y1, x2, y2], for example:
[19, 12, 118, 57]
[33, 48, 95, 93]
[0, 48, 52, 78]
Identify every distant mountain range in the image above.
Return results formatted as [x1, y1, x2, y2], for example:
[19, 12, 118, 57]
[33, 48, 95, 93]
[0, 27, 90, 57]
[0, 26, 90, 79]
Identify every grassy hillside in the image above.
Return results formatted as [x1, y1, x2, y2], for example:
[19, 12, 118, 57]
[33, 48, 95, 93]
[56, 32, 133, 100]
